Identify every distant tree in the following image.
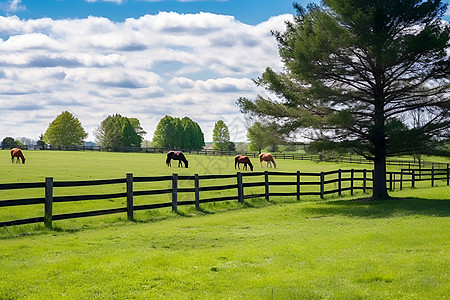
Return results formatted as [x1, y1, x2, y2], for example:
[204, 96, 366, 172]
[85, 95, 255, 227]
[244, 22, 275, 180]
[95, 115, 123, 148]
[17, 137, 35, 146]
[36, 134, 46, 147]
[213, 120, 232, 151]
[247, 122, 265, 153]
[128, 118, 146, 139]
[152, 116, 177, 148]
[181, 117, 205, 149]
[247, 122, 284, 152]
[95, 114, 145, 148]
[14, 140, 25, 148]
[152, 116, 205, 149]
[1, 137, 16, 147]
[226, 141, 236, 151]
[238, 0, 450, 199]
[121, 121, 141, 147]
[192, 120, 206, 149]
[43, 111, 87, 146]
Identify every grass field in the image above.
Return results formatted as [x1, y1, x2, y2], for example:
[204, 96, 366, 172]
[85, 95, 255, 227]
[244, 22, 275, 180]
[0, 150, 383, 228]
[0, 150, 449, 299]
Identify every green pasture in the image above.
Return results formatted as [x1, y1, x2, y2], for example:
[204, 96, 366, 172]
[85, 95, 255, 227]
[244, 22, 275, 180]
[0, 186, 448, 299]
[0, 150, 449, 299]
[1, 150, 449, 230]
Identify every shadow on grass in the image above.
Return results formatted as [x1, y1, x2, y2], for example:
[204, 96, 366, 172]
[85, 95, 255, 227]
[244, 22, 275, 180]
[305, 197, 450, 218]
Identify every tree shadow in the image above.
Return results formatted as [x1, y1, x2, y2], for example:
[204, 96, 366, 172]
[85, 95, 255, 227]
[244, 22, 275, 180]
[304, 197, 450, 218]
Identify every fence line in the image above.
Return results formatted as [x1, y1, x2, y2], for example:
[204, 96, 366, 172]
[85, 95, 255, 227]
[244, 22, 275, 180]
[2, 144, 449, 169]
[1, 168, 448, 228]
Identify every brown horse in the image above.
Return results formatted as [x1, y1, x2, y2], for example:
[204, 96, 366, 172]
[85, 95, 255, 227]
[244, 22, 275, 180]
[166, 151, 189, 168]
[11, 148, 26, 164]
[259, 152, 276, 168]
[234, 155, 253, 171]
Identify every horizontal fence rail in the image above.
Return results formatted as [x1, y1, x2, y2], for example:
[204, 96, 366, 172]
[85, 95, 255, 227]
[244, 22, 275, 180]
[1, 168, 449, 228]
[2, 144, 449, 170]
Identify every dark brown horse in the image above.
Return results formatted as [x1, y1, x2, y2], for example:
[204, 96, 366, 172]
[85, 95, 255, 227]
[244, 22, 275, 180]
[166, 151, 189, 168]
[234, 155, 253, 171]
[11, 148, 26, 164]
[259, 152, 277, 168]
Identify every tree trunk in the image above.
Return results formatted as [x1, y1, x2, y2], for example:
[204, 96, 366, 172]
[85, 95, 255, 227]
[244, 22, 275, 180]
[373, 153, 389, 198]
[372, 97, 389, 199]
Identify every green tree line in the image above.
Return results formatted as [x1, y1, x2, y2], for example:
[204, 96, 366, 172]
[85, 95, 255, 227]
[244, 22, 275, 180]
[152, 115, 205, 150]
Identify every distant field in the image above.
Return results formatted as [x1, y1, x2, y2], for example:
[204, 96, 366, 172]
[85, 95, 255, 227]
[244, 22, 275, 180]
[1, 149, 373, 182]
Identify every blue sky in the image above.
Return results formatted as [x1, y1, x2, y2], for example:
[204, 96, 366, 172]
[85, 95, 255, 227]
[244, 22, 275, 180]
[1, 0, 304, 25]
[0, 0, 449, 143]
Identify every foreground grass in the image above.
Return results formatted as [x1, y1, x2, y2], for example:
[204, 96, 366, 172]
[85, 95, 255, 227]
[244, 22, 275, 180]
[0, 186, 449, 299]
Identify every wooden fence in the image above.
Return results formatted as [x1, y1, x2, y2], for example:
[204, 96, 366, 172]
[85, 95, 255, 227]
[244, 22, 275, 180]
[0, 168, 449, 228]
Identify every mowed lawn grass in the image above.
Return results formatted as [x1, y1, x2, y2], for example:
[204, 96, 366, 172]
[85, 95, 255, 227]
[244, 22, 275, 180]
[0, 150, 449, 299]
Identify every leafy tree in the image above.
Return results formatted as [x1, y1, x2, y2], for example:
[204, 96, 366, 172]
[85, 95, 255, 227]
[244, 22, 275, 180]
[180, 117, 205, 149]
[213, 120, 232, 151]
[238, 0, 450, 199]
[43, 111, 87, 146]
[247, 122, 265, 152]
[1, 137, 16, 147]
[152, 115, 177, 148]
[36, 134, 46, 147]
[226, 141, 236, 151]
[152, 116, 205, 149]
[247, 122, 284, 152]
[95, 115, 123, 148]
[95, 114, 145, 148]
[128, 118, 146, 139]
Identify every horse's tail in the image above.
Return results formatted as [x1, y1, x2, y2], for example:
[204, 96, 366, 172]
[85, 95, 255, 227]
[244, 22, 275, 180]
[166, 153, 172, 166]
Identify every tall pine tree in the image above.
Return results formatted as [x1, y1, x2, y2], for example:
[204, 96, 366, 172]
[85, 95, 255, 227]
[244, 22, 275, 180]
[238, 0, 450, 199]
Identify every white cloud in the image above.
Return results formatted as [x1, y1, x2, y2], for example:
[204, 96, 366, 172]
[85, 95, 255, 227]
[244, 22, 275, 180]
[1, 0, 25, 12]
[0, 12, 293, 142]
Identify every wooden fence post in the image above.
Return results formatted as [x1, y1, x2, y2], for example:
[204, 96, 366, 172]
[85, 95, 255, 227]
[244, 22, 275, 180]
[172, 173, 178, 213]
[320, 172, 324, 199]
[296, 171, 300, 201]
[389, 173, 392, 192]
[44, 177, 53, 228]
[350, 169, 354, 196]
[400, 170, 403, 191]
[412, 170, 415, 188]
[338, 169, 342, 196]
[447, 166, 449, 186]
[194, 174, 200, 210]
[431, 167, 434, 187]
[126, 173, 133, 221]
[363, 169, 367, 194]
[237, 172, 244, 204]
[264, 171, 269, 201]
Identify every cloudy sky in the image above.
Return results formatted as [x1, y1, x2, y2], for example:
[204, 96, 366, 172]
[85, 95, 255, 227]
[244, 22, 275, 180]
[1, 0, 450, 143]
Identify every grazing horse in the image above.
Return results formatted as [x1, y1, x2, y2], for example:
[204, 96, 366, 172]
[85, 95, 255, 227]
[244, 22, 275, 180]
[11, 148, 26, 164]
[166, 151, 189, 168]
[259, 152, 277, 168]
[234, 155, 253, 171]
